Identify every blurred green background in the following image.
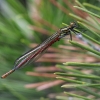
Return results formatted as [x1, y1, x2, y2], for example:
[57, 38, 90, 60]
[0, 0, 100, 100]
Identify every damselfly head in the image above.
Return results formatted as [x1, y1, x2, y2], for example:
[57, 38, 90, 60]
[70, 22, 78, 29]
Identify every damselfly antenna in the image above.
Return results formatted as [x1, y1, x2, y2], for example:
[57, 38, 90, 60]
[1, 22, 81, 78]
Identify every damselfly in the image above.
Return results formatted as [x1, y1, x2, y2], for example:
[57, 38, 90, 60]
[1, 22, 80, 78]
